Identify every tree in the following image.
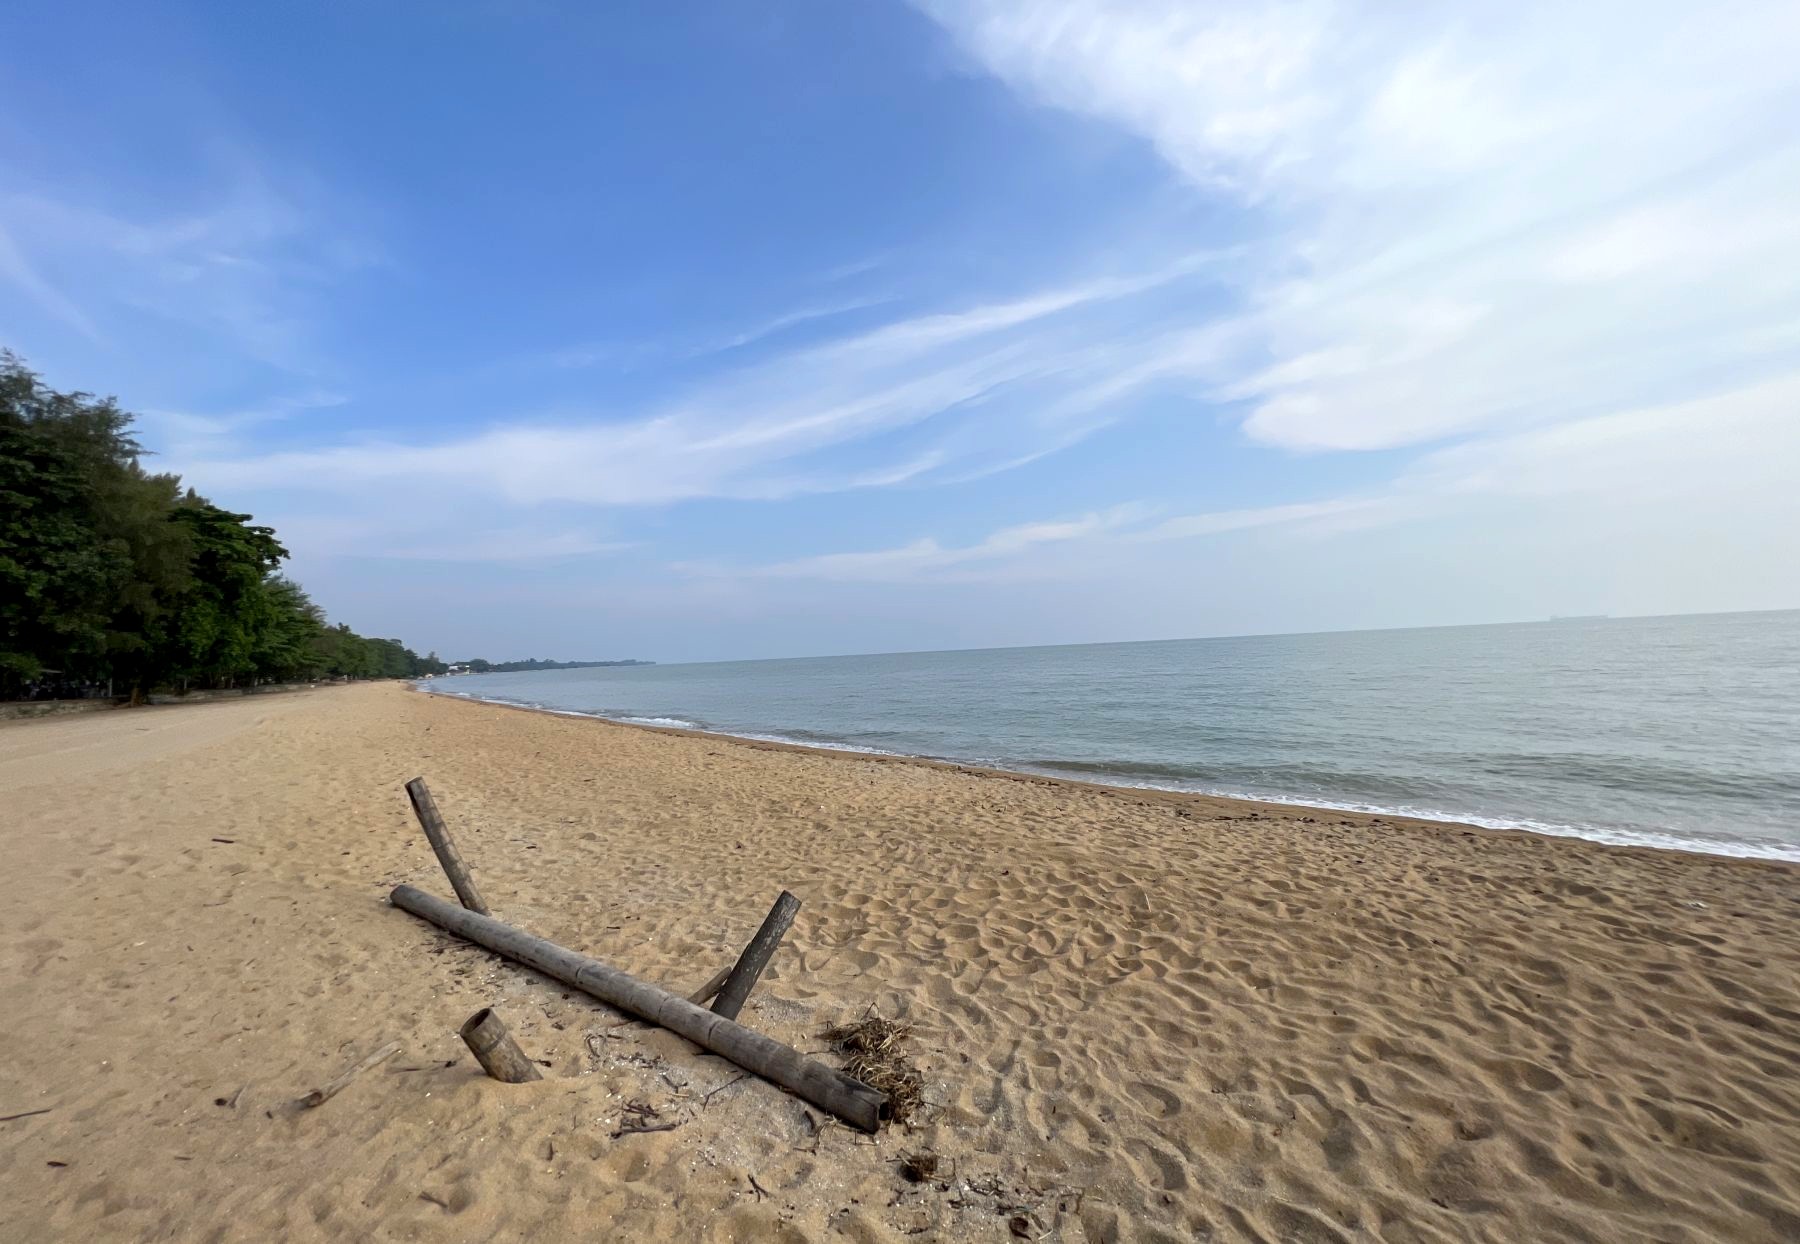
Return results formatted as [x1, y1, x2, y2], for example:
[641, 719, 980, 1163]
[2, 348, 442, 700]
[160, 496, 289, 691]
[0, 353, 190, 697]
[253, 577, 327, 682]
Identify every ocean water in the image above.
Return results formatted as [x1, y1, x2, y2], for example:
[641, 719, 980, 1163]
[423, 611, 1800, 862]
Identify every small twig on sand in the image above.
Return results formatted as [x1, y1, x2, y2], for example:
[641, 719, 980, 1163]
[612, 1121, 682, 1138]
[749, 1174, 770, 1202]
[703, 1074, 750, 1105]
[1, 1108, 52, 1123]
[297, 1041, 402, 1108]
[419, 1191, 450, 1210]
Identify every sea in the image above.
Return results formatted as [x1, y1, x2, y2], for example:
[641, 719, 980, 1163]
[421, 610, 1800, 862]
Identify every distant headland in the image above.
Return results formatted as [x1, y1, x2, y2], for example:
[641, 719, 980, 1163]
[435, 658, 653, 675]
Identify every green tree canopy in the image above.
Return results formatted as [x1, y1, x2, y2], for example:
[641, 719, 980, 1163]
[2, 350, 441, 700]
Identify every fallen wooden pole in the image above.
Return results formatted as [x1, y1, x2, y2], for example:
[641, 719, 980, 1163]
[389, 884, 887, 1132]
[298, 1040, 401, 1108]
[600, 964, 732, 1031]
[460, 1008, 542, 1083]
[405, 778, 489, 915]
[711, 890, 801, 1021]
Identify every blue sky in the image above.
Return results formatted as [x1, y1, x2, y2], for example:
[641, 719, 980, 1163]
[4, 1, 1798, 662]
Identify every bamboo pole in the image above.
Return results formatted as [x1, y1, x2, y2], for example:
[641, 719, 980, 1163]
[389, 884, 887, 1131]
[601, 964, 732, 1032]
[711, 891, 801, 1021]
[404, 778, 489, 915]
[460, 1008, 542, 1083]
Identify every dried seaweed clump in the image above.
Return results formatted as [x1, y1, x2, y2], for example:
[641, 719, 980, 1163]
[820, 1013, 924, 1125]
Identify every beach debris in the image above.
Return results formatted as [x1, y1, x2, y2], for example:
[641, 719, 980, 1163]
[0, 1108, 53, 1123]
[711, 890, 801, 1021]
[898, 1151, 940, 1183]
[213, 1085, 245, 1108]
[389, 883, 889, 1130]
[405, 777, 489, 915]
[702, 1074, 752, 1106]
[460, 1007, 542, 1083]
[612, 1121, 681, 1138]
[820, 1012, 923, 1126]
[612, 1098, 683, 1138]
[296, 1040, 402, 1108]
[390, 777, 901, 1129]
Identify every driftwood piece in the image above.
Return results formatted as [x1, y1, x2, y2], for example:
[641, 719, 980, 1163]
[405, 778, 489, 915]
[688, 964, 732, 1006]
[460, 1008, 542, 1083]
[390, 884, 887, 1131]
[711, 890, 801, 1021]
[298, 1041, 402, 1108]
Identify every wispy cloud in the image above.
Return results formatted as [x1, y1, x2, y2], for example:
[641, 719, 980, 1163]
[696, 497, 1368, 583]
[705, 296, 896, 354]
[918, 0, 1800, 452]
[697, 368, 1800, 583]
[181, 258, 1226, 507]
[270, 513, 631, 563]
[0, 151, 375, 371]
[137, 390, 349, 459]
[538, 295, 896, 373]
[0, 219, 101, 339]
[698, 504, 1148, 582]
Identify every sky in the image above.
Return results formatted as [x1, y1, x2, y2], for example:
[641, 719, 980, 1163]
[3, 1, 1798, 663]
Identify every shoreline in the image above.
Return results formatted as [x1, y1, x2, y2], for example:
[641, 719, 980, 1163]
[415, 683, 1800, 870]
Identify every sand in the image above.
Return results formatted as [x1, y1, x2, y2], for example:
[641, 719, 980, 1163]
[2, 682, 1797, 1243]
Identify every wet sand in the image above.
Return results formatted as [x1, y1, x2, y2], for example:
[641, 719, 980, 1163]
[2, 681, 1797, 1242]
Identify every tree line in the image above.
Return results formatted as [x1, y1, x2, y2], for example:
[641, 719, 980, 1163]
[1, 351, 446, 702]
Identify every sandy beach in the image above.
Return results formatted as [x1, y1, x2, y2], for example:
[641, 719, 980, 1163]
[3, 681, 1797, 1243]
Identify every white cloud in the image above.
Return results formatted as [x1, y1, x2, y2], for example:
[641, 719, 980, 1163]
[1404, 370, 1800, 506]
[918, 0, 1800, 453]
